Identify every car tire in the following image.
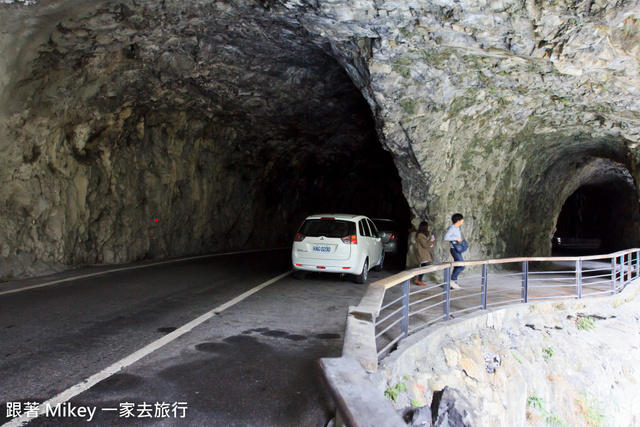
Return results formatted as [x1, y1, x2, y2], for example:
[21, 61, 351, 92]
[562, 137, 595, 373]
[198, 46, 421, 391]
[373, 251, 384, 271]
[293, 270, 306, 280]
[354, 259, 369, 284]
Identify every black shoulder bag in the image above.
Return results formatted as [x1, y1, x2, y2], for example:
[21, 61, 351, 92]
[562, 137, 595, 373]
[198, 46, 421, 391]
[453, 239, 469, 253]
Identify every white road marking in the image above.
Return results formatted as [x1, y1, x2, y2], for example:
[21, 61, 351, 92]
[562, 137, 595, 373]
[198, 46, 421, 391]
[0, 247, 288, 297]
[2, 270, 292, 427]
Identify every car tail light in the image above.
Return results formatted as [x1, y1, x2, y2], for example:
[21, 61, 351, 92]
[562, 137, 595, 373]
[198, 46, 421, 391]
[341, 235, 358, 244]
[317, 266, 326, 269]
[342, 267, 351, 270]
[294, 233, 305, 242]
[389, 232, 397, 240]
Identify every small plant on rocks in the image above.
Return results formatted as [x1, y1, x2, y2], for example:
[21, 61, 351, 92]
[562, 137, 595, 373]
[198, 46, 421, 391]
[576, 391, 607, 427]
[512, 351, 523, 364]
[385, 382, 407, 403]
[577, 316, 596, 331]
[527, 392, 568, 427]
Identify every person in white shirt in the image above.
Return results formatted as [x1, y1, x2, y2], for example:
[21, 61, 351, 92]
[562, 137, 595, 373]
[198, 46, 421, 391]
[443, 213, 465, 289]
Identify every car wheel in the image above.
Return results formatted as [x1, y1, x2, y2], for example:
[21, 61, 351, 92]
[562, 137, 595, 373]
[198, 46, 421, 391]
[293, 270, 306, 280]
[374, 251, 384, 271]
[354, 259, 369, 284]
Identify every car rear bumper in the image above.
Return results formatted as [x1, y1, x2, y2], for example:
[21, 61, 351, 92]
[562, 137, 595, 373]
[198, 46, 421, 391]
[292, 263, 359, 275]
[383, 241, 398, 254]
[292, 252, 361, 275]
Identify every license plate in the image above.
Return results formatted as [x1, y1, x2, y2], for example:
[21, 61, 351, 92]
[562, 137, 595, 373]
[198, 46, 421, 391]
[312, 245, 331, 253]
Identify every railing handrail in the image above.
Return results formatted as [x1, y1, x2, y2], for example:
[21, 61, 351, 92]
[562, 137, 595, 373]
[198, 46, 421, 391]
[343, 248, 640, 372]
[367, 248, 638, 294]
[324, 248, 640, 427]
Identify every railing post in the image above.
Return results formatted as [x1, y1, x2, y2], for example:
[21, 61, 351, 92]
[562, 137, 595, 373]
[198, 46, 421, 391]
[401, 279, 410, 338]
[481, 264, 488, 310]
[444, 267, 451, 321]
[576, 259, 582, 299]
[618, 256, 623, 290]
[521, 260, 529, 303]
[612, 256, 618, 294]
[623, 254, 628, 284]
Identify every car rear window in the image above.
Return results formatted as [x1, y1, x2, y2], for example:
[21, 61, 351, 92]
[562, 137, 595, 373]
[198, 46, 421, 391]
[372, 219, 396, 231]
[300, 219, 356, 238]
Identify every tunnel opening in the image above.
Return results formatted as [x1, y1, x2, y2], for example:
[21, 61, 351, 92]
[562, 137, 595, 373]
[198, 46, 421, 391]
[553, 174, 640, 255]
[250, 79, 412, 251]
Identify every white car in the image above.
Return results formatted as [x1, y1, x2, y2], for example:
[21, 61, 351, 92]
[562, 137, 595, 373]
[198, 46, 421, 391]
[291, 214, 384, 283]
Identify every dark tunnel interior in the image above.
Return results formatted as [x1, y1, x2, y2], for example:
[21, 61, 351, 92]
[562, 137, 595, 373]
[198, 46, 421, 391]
[553, 178, 640, 255]
[262, 91, 413, 245]
[0, 2, 414, 269]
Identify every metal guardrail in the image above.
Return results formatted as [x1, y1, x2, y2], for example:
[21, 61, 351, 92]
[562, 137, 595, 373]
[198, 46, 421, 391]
[342, 248, 640, 371]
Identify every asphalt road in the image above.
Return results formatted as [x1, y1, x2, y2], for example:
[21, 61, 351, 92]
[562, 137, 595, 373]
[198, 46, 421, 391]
[1, 249, 394, 426]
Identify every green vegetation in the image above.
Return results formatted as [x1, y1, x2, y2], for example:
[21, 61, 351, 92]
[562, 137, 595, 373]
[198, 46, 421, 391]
[576, 392, 607, 426]
[391, 64, 411, 79]
[391, 57, 414, 79]
[385, 382, 408, 402]
[399, 26, 414, 38]
[551, 95, 572, 105]
[400, 98, 419, 115]
[459, 150, 475, 173]
[542, 347, 554, 362]
[411, 399, 424, 407]
[527, 393, 568, 426]
[576, 316, 596, 331]
[420, 48, 455, 67]
[447, 96, 476, 117]
[511, 351, 523, 364]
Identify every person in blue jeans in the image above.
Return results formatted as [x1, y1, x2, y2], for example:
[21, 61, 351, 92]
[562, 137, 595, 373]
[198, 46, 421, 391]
[443, 213, 465, 289]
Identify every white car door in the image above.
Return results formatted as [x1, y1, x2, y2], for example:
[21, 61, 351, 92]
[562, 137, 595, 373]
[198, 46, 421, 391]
[358, 219, 371, 269]
[366, 218, 383, 263]
[359, 218, 380, 268]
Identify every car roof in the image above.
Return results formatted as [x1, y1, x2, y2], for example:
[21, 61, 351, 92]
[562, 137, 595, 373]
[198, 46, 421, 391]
[305, 214, 369, 221]
[371, 218, 396, 223]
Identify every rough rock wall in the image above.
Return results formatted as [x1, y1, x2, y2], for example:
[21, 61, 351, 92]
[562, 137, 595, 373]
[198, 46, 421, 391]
[299, 0, 640, 257]
[0, 0, 410, 278]
[2, 0, 640, 278]
[377, 288, 640, 426]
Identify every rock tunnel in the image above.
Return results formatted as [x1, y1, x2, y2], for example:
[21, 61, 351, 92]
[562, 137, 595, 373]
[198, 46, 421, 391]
[554, 161, 639, 254]
[1, 0, 640, 279]
[0, 0, 413, 278]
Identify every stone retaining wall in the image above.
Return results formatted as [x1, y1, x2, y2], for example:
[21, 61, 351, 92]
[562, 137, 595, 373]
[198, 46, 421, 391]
[373, 279, 640, 426]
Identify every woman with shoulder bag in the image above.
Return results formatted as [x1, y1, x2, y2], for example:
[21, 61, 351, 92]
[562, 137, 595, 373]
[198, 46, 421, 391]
[410, 221, 435, 286]
[443, 213, 466, 289]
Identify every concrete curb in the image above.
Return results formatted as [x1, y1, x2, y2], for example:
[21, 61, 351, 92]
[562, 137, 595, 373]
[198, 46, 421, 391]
[319, 358, 406, 427]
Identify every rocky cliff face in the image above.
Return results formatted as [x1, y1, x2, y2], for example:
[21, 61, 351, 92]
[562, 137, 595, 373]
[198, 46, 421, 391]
[1, 0, 639, 278]
[378, 286, 640, 426]
[306, 0, 640, 258]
